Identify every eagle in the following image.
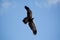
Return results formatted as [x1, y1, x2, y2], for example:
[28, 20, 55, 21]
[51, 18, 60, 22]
[23, 6, 37, 35]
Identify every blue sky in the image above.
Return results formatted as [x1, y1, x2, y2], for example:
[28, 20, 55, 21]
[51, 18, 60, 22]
[0, 0, 60, 40]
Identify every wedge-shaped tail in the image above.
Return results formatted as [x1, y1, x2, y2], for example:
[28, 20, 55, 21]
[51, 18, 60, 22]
[23, 17, 29, 24]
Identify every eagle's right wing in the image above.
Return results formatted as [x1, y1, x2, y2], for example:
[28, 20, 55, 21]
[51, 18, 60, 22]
[28, 21, 37, 35]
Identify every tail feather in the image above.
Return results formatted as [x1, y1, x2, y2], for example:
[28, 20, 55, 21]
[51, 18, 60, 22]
[23, 17, 29, 24]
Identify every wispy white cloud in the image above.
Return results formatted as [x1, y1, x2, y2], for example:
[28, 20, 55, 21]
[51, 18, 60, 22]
[0, 0, 18, 16]
[35, 0, 60, 8]
[35, 1, 49, 8]
[1, 2, 11, 8]
[48, 0, 60, 4]
[1, 0, 17, 8]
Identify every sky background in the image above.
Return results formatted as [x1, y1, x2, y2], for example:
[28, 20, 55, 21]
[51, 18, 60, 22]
[0, 0, 60, 40]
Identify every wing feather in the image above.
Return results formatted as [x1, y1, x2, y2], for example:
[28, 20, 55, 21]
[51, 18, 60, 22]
[28, 21, 37, 35]
[25, 6, 32, 18]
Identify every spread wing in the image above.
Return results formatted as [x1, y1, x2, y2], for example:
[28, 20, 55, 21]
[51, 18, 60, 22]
[25, 6, 32, 18]
[28, 21, 37, 35]
[23, 6, 37, 35]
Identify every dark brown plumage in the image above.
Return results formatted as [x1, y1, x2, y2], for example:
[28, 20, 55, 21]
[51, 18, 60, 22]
[23, 6, 37, 35]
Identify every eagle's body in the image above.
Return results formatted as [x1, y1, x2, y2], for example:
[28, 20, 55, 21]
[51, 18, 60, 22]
[23, 6, 37, 35]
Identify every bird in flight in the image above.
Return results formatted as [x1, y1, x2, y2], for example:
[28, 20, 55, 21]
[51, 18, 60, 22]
[23, 6, 37, 35]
